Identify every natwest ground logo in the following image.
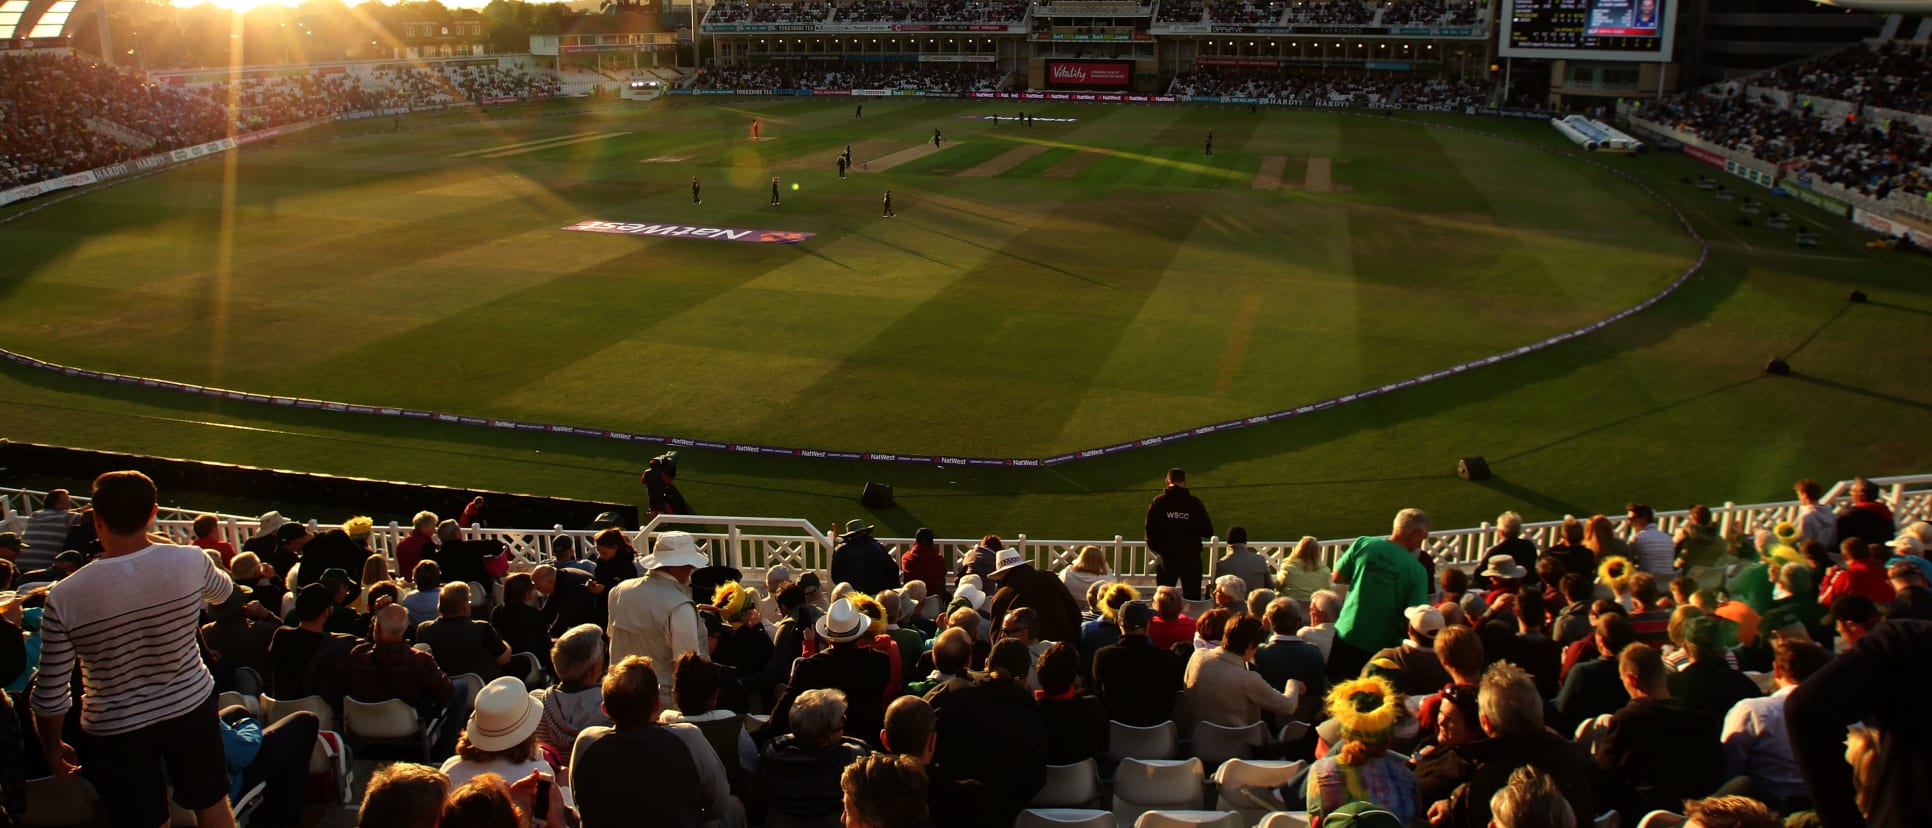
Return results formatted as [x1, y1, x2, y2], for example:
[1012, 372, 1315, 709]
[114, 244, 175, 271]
[563, 219, 814, 244]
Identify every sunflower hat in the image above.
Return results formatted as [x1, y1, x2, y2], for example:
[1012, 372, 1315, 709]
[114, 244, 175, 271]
[1761, 523, 1803, 567]
[1598, 556, 1635, 593]
[713, 581, 752, 626]
[1326, 675, 1402, 745]
[343, 516, 374, 538]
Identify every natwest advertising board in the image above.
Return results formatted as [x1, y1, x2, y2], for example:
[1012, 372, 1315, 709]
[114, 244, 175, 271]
[1045, 60, 1131, 89]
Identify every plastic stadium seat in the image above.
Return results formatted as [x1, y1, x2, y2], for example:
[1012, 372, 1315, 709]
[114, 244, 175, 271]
[1018, 810, 1118, 828]
[454, 673, 487, 708]
[1032, 759, 1102, 808]
[508, 652, 546, 689]
[18, 775, 100, 826]
[344, 697, 440, 759]
[261, 693, 336, 733]
[1106, 721, 1180, 763]
[1257, 813, 1310, 828]
[1212, 758, 1306, 821]
[1112, 758, 1205, 826]
[1135, 811, 1243, 828]
[1276, 721, 1310, 745]
[1191, 721, 1266, 769]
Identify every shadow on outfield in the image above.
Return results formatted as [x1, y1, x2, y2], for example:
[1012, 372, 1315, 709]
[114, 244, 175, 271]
[1470, 477, 1592, 521]
[1785, 373, 1932, 413]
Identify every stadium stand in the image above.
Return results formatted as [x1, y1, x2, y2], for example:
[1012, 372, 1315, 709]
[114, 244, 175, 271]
[1155, 0, 1208, 23]
[1642, 92, 1932, 199]
[692, 63, 1007, 92]
[1766, 41, 1932, 117]
[0, 471, 1925, 826]
[0, 54, 227, 189]
[1167, 69, 1489, 107]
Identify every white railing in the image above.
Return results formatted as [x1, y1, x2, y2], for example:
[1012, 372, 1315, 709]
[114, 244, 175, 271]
[8, 473, 1927, 581]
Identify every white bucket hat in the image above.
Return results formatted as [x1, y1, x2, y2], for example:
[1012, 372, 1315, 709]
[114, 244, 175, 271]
[953, 583, 987, 611]
[817, 598, 869, 643]
[1480, 558, 1529, 581]
[465, 676, 542, 752]
[642, 531, 707, 570]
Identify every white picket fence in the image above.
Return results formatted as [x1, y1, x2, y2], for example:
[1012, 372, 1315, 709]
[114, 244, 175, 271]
[4, 473, 1928, 582]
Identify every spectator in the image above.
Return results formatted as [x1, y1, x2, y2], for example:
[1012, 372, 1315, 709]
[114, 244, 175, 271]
[1541, 517, 1595, 586]
[1554, 612, 1634, 729]
[901, 528, 947, 600]
[18, 489, 71, 573]
[1679, 795, 1782, 828]
[1277, 536, 1331, 604]
[1626, 573, 1671, 646]
[927, 638, 1047, 825]
[343, 604, 467, 760]
[763, 687, 870, 824]
[590, 527, 643, 603]
[267, 583, 353, 701]
[441, 676, 551, 789]
[1033, 642, 1108, 765]
[840, 752, 929, 828]
[1413, 685, 1480, 805]
[1212, 573, 1250, 615]
[240, 510, 286, 564]
[1818, 538, 1896, 608]
[1331, 508, 1431, 678]
[1147, 585, 1198, 650]
[201, 584, 278, 680]
[1441, 568, 1487, 621]
[1144, 467, 1214, 599]
[1417, 624, 1482, 738]
[573, 654, 732, 826]
[1790, 617, 1932, 826]
[190, 514, 237, 569]
[608, 531, 710, 706]
[1058, 545, 1114, 611]
[1668, 617, 1762, 719]
[355, 762, 449, 828]
[1790, 479, 1836, 549]
[30, 471, 238, 828]
[534, 623, 609, 762]
[1625, 504, 1674, 575]
[491, 572, 550, 675]
[852, 593, 907, 696]
[1255, 597, 1328, 719]
[1214, 526, 1272, 596]
[395, 510, 438, 580]
[297, 516, 374, 589]
[1552, 573, 1594, 646]
[1185, 615, 1304, 727]
[1583, 515, 1632, 567]
[13, 548, 85, 589]
[531, 562, 599, 637]
[1720, 638, 1829, 813]
[459, 496, 487, 529]
[1486, 766, 1576, 828]
[1834, 478, 1896, 550]
[1246, 588, 1277, 624]
[1364, 605, 1449, 696]
[416, 581, 512, 680]
[1674, 505, 1730, 571]
[434, 519, 506, 597]
[661, 653, 756, 796]
[1431, 662, 1595, 828]
[771, 598, 891, 746]
[262, 522, 310, 594]
[1597, 643, 1723, 821]
[1303, 675, 1419, 825]
[832, 520, 899, 597]
[747, 582, 824, 696]
[1830, 594, 1881, 648]
[878, 695, 985, 827]
[908, 627, 973, 697]
[1300, 589, 1341, 662]
[1480, 512, 1542, 586]
[955, 535, 1002, 586]
[1079, 582, 1138, 674]
[710, 581, 774, 679]
[402, 559, 443, 625]
[987, 547, 1083, 644]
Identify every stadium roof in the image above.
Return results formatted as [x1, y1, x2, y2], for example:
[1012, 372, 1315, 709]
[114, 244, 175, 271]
[0, 0, 96, 42]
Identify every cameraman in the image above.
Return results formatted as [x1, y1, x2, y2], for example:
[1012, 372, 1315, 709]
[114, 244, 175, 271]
[641, 452, 693, 517]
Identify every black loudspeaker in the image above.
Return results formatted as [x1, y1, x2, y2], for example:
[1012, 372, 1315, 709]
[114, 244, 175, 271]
[1765, 357, 1792, 376]
[860, 482, 895, 508]
[1848, 289, 1868, 303]
[1458, 457, 1491, 481]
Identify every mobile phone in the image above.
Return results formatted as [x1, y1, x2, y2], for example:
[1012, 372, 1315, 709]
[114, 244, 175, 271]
[533, 775, 552, 827]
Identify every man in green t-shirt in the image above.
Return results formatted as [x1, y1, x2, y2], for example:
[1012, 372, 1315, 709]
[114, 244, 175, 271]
[1330, 508, 1432, 678]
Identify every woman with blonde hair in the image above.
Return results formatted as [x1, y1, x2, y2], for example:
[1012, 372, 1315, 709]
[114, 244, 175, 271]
[1278, 537, 1331, 603]
[1079, 582, 1140, 672]
[355, 554, 392, 612]
[1059, 545, 1113, 612]
[848, 593, 904, 696]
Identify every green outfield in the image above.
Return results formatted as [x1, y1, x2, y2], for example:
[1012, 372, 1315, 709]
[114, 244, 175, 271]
[1, 97, 1927, 539]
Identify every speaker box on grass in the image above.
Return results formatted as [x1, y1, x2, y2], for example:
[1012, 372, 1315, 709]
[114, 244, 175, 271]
[1458, 457, 1491, 481]
[860, 482, 895, 508]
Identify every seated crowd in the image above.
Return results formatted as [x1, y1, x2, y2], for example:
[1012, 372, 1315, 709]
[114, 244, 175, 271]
[1283, 0, 1373, 25]
[1155, 0, 1208, 23]
[1642, 92, 1932, 199]
[693, 64, 1006, 92]
[1210, 0, 1285, 25]
[708, 1, 837, 23]
[1, 471, 1927, 828]
[1378, 0, 1479, 27]
[1764, 40, 1932, 118]
[0, 54, 229, 190]
[1167, 68, 1489, 108]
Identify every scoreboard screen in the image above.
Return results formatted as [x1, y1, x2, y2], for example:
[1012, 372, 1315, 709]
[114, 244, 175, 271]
[1499, 0, 1676, 61]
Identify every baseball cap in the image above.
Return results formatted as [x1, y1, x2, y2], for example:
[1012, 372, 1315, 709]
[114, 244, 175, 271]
[275, 522, 310, 542]
[0, 532, 28, 551]
[53, 550, 86, 567]
[1890, 534, 1925, 558]
[1120, 601, 1154, 630]
[1404, 605, 1445, 637]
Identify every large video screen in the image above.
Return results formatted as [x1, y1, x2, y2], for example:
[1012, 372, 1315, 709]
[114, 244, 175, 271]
[1499, 0, 1675, 61]
[1045, 61, 1132, 89]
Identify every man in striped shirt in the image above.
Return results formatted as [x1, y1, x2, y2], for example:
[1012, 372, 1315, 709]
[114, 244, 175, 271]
[32, 471, 239, 828]
[18, 487, 72, 572]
